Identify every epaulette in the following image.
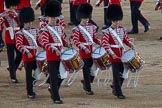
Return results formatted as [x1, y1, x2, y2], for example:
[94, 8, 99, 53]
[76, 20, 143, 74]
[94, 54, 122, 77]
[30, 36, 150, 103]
[0, 12, 5, 17]
[123, 26, 127, 32]
[15, 30, 23, 35]
[72, 26, 79, 31]
[93, 25, 97, 30]
[102, 28, 109, 34]
[59, 15, 64, 19]
[40, 26, 48, 31]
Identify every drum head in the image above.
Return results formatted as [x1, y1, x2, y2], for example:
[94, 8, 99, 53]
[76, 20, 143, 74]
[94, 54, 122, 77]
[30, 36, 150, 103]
[61, 48, 77, 61]
[36, 51, 46, 61]
[121, 49, 135, 62]
[92, 47, 106, 59]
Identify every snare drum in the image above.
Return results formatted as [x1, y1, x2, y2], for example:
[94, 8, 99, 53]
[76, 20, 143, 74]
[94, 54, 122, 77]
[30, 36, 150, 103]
[121, 49, 145, 72]
[61, 48, 84, 73]
[92, 47, 111, 70]
[36, 51, 48, 74]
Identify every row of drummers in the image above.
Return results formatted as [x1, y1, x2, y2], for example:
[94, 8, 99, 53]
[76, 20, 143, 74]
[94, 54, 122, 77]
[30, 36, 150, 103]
[14, 4, 145, 79]
[4, 1, 145, 101]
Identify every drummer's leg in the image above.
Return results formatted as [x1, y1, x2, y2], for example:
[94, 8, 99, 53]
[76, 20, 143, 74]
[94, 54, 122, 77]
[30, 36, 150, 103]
[82, 58, 93, 94]
[48, 61, 62, 101]
[119, 63, 124, 86]
[112, 62, 123, 96]
[24, 61, 36, 98]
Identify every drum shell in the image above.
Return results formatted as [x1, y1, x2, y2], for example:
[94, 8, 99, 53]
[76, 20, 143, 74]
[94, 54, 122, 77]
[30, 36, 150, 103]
[36, 51, 48, 74]
[92, 47, 111, 70]
[61, 48, 84, 73]
[121, 49, 144, 72]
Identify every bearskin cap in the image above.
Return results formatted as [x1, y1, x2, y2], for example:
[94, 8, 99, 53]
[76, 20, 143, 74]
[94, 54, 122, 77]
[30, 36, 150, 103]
[45, 0, 61, 17]
[5, 0, 20, 8]
[76, 3, 93, 20]
[107, 4, 123, 21]
[19, 7, 35, 25]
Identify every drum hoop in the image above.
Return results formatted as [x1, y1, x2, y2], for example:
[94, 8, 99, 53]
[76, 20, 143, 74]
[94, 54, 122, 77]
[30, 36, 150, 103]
[122, 49, 136, 62]
[36, 51, 46, 61]
[61, 48, 77, 61]
[92, 47, 106, 58]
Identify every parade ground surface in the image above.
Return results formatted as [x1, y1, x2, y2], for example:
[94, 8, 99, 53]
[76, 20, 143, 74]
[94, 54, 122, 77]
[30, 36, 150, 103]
[0, 0, 162, 108]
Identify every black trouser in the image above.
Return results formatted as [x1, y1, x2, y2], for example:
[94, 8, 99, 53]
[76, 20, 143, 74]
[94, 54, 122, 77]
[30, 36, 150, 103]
[69, 1, 75, 23]
[57, 0, 62, 3]
[111, 62, 124, 96]
[6, 44, 22, 79]
[73, 5, 80, 26]
[130, 1, 149, 32]
[82, 58, 93, 92]
[104, 0, 111, 27]
[0, 31, 4, 45]
[24, 61, 37, 95]
[48, 61, 63, 101]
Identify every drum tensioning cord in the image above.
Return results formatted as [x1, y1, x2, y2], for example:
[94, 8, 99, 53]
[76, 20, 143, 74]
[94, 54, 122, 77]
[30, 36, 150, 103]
[97, 67, 111, 87]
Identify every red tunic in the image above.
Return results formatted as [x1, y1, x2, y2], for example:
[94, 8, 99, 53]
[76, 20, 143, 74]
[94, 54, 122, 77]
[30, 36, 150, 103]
[130, 0, 143, 2]
[108, 0, 121, 6]
[72, 23, 100, 59]
[16, 0, 31, 10]
[72, 0, 90, 6]
[96, 0, 121, 6]
[41, 24, 68, 61]
[0, 0, 5, 14]
[15, 28, 41, 62]
[0, 10, 20, 44]
[101, 25, 132, 62]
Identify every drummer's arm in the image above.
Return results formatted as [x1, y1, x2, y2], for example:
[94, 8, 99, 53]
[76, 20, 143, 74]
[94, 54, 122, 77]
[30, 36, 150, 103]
[61, 31, 69, 47]
[72, 29, 86, 51]
[123, 30, 134, 49]
[15, 32, 28, 55]
[36, 29, 43, 48]
[101, 33, 115, 56]
[93, 28, 101, 45]
[42, 31, 55, 51]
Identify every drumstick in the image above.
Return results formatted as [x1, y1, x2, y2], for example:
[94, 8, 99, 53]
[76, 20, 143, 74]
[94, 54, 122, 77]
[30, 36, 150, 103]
[99, 46, 102, 54]
[92, 52, 101, 55]
[69, 36, 74, 53]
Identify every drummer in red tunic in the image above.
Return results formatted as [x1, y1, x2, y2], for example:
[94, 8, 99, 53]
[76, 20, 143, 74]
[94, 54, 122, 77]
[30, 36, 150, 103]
[101, 4, 134, 99]
[16, 7, 41, 99]
[72, 3, 100, 95]
[41, 0, 70, 104]
[0, 0, 22, 83]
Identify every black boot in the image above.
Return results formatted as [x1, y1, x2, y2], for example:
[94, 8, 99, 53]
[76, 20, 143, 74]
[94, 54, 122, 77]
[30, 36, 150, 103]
[58, 78, 63, 89]
[90, 76, 95, 83]
[81, 80, 86, 91]
[110, 85, 117, 96]
[144, 22, 150, 32]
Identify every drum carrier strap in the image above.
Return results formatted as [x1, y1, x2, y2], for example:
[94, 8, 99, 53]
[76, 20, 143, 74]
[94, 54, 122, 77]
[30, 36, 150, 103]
[47, 26, 63, 46]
